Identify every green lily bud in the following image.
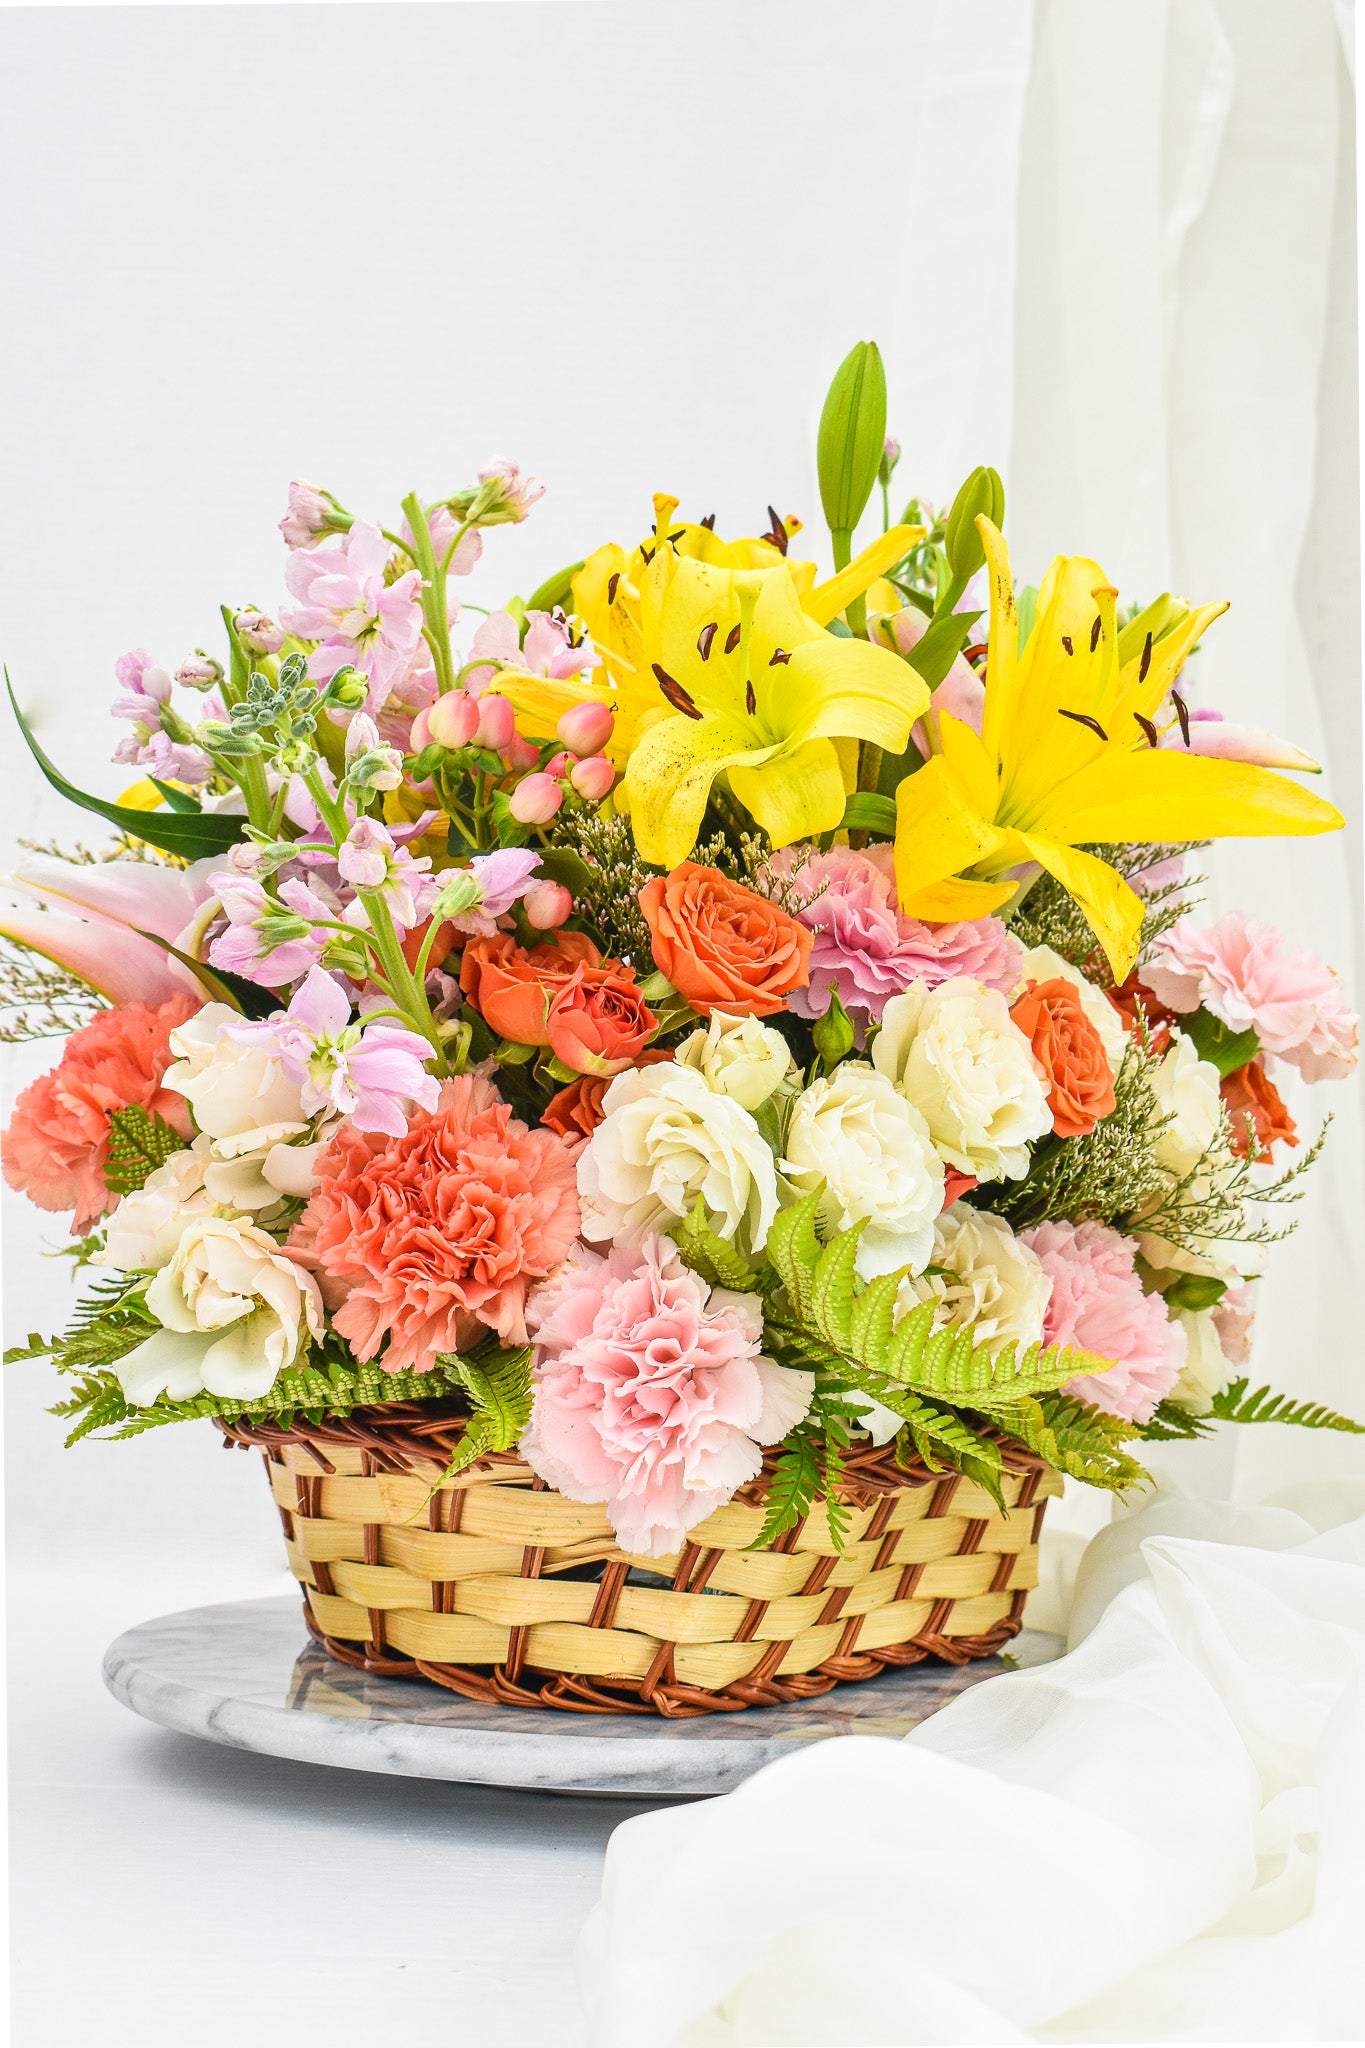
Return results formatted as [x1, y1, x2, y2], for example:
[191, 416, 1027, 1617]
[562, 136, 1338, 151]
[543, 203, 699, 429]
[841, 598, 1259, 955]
[943, 467, 1005, 580]
[817, 341, 887, 541]
[812, 988, 857, 1072]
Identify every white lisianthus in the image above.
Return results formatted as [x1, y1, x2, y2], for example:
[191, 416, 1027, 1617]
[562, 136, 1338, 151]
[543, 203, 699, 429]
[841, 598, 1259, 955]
[116, 1214, 325, 1404]
[1167, 1306, 1233, 1415]
[675, 1012, 795, 1112]
[1150, 1030, 1223, 1176]
[1014, 944, 1129, 1072]
[900, 1205, 1051, 1354]
[780, 1064, 944, 1279]
[576, 1062, 779, 1252]
[162, 1002, 310, 1158]
[872, 978, 1052, 1182]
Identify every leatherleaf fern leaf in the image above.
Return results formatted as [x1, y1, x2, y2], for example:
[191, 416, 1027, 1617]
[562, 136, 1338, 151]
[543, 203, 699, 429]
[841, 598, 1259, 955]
[438, 1349, 536, 1476]
[1207, 1378, 1365, 1434]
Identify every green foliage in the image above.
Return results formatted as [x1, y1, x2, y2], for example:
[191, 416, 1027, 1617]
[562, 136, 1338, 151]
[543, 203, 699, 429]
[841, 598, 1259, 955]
[995, 1041, 1171, 1231]
[975, 1391, 1148, 1493]
[102, 1106, 185, 1197]
[668, 1200, 769, 1296]
[1208, 1378, 1365, 1434]
[439, 1349, 536, 1476]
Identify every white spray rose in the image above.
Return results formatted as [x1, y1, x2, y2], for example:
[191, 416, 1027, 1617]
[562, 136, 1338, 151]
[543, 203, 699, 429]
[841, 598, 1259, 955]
[162, 1003, 310, 1158]
[901, 1205, 1051, 1354]
[577, 1062, 779, 1252]
[1014, 943, 1129, 1072]
[675, 1012, 795, 1112]
[1150, 1030, 1223, 1176]
[872, 978, 1052, 1182]
[97, 1141, 221, 1274]
[1168, 1306, 1233, 1415]
[781, 1064, 944, 1279]
[117, 1214, 324, 1404]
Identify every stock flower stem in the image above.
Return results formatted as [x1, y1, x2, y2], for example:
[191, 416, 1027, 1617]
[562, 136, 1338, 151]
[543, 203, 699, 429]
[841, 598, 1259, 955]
[400, 493, 455, 695]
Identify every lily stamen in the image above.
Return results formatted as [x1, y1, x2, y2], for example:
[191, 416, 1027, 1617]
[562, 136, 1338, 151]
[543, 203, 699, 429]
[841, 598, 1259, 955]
[1059, 708, 1109, 741]
[1171, 689, 1192, 746]
[651, 663, 702, 719]
[697, 623, 718, 661]
[1134, 712, 1159, 748]
[724, 624, 742, 655]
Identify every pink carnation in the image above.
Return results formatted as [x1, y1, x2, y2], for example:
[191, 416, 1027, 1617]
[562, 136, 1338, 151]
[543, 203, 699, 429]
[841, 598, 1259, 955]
[1212, 1281, 1258, 1367]
[1, 994, 200, 1234]
[1144, 912, 1359, 1082]
[521, 1234, 813, 1557]
[1019, 1219, 1187, 1423]
[766, 843, 1021, 1037]
[288, 1073, 580, 1366]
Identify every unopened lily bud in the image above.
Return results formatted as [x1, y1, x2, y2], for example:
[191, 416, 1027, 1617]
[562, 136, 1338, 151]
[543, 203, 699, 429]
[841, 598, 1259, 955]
[557, 700, 615, 757]
[427, 691, 480, 749]
[474, 694, 516, 751]
[234, 609, 284, 656]
[570, 754, 615, 802]
[543, 750, 572, 780]
[943, 466, 1005, 581]
[509, 771, 563, 825]
[523, 879, 573, 930]
[175, 652, 223, 691]
[817, 340, 887, 538]
[504, 731, 541, 774]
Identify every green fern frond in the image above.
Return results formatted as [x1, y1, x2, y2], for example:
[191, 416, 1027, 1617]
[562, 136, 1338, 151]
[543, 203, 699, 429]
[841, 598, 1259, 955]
[765, 1185, 825, 1318]
[103, 1105, 184, 1197]
[1138, 1400, 1213, 1441]
[668, 1199, 768, 1295]
[440, 1349, 536, 1477]
[751, 1434, 822, 1550]
[1208, 1378, 1365, 1434]
[978, 1390, 1149, 1492]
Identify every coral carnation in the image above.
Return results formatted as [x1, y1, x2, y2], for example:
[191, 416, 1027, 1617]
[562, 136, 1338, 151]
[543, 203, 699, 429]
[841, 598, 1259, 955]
[1020, 1218, 1187, 1423]
[1, 994, 200, 1233]
[288, 1073, 580, 1365]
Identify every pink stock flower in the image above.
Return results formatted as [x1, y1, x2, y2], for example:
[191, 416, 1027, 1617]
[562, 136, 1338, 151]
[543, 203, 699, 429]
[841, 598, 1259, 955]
[431, 849, 543, 939]
[1212, 1281, 1258, 1366]
[1, 994, 200, 1233]
[288, 1072, 581, 1362]
[225, 967, 437, 1137]
[279, 480, 341, 549]
[281, 521, 424, 713]
[400, 505, 484, 578]
[476, 457, 545, 524]
[1144, 912, 1359, 1082]
[1019, 1219, 1187, 1423]
[875, 611, 986, 760]
[521, 1234, 814, 1557]
[335, 818, 436, 931]
[207, 872, 332, 987]
[110, 648, 211, 786]
[463, 608, 598, 694]
[766, 843, 1021, 1038]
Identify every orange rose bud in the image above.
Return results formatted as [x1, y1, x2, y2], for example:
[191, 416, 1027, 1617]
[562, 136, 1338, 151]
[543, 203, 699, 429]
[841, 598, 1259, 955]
[542, 1048, 674, 1145]
[459, 930, 603, 1046]
[1009, 977, 1117, 1139]
[638, 863, 813, 1018]
[1221, 1058, 1298, 1159]
[546, 967, 656, 1078]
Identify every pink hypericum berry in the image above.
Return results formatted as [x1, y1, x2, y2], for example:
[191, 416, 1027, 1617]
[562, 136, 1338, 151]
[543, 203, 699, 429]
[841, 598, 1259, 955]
[408, 707, 434, 751]
[570, 755, 616, 801]
[504, 732, 541, 775]
[557, 701, 615, 757]
[543, 750, 572, 780]
[523, 879, 573, 930]
[474, 694, 516, 751]
[234, 610, 284, 655]
[509, 772, 563, 825]
[427, 691, 480, 749]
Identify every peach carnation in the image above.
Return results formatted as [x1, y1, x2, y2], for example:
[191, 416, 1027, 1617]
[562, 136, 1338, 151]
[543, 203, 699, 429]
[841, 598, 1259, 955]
[1, 994, 200, 1234]
[1020, 1218, 1186, 1423]
[288, 1072, 580, 1366]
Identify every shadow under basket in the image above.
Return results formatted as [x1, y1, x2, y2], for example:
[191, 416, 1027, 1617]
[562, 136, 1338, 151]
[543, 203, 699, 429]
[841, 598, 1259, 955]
[218, 1405, 1061, 1718]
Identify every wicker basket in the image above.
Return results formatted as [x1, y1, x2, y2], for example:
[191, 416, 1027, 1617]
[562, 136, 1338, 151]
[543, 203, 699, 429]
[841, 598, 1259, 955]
[220, 1405, 1060, 1717]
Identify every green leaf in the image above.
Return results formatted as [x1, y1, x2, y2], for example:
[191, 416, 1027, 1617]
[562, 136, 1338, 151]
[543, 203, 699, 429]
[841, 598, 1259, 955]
[839, 790, 898, 837]
[7, 670, 245, 860]
[149, 778, 205, 814]
[1181, 1006, 1260, 1079]
[525, 561, 586, 614]
[103, 1106, 183, 1196]
[1208, 1378, 1365, 1434]
[131, 927, 275, 1018]
[902, 608, 982, 690]
[668, 1199, 763, 1294]
[750, 1434, 821, 1550]
[533, 845, 596, 895]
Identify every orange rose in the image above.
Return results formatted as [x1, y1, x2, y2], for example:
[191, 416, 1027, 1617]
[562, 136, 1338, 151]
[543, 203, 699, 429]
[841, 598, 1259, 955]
[400, 917, 457, 975]
[546, 967, 656, 1078]
[1222, 1058, 1298, 1159]
[460, 930, 603, 1045]
[638, 863, 812, 1018]
[542, 1049, 674, 1145]
[1107, 973, 1176, 1052]
[1009, 977, 1117, 1139]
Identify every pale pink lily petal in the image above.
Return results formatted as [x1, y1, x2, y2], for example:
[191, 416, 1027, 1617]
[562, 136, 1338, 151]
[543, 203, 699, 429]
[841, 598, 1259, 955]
[11, 854, 215, 946]
[0, 905, 190, 1006]
[1158, 720, 1321, 772]
[878, 607, 987, 759]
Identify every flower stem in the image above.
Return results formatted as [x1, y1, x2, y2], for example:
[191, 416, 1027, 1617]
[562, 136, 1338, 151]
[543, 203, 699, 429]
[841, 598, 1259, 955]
[401, 494, 456, 695]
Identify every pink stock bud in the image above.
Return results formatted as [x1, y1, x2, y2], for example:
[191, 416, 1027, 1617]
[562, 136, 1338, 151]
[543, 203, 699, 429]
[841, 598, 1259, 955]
[427, 691, 480, 749]
[523, 879, 573, 930]
[408, 707, 434, 751]
[556, 700, 615, 757]
[504, 732, 541, 774]
[175, 653, 223, 691]
[509, 772, 563, 825]
[279, 480, 337, 548]
[474, 694, 516, 751]
[543, 750, 572, 780]
[570, 754, 616, 802]
[234, 610, 284, 656]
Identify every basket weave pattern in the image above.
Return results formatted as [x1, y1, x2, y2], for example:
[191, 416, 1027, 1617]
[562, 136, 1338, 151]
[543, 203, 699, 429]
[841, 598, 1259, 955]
[222, 1406, 1060, 1716]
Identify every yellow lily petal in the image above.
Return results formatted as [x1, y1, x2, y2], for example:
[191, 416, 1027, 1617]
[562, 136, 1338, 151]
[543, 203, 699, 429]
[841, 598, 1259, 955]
[729, 738, 848, 849]
[624, 713, 763, 869]
[1112, 598, 1229, 726]
[893, 754, 1011, 909]
[898, 876, 1018, 920]
[786, 635, 923, 754]
[1047, 748, 1344, 844]
[977, 516, 1019, 765]
[936, 710, 1000, 816]
[1011, 832, 1145, 981]
[495, 668, 598, 739]
[832, 734, 860, 795]
[804, 524, 926, 627]
[117, 779, 168, 812]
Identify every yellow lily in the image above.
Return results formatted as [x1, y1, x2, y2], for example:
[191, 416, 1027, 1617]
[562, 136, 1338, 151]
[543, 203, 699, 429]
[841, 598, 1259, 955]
[894, 519, 1344, 977]
[623, 545, 929, 868]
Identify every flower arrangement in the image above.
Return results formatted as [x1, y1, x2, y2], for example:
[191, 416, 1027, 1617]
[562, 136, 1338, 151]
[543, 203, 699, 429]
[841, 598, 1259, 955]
[4, 345, 1362, 1701]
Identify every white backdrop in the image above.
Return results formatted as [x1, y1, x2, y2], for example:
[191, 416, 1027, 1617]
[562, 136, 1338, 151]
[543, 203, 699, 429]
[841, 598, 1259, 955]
[0, 4, 1359, 2043]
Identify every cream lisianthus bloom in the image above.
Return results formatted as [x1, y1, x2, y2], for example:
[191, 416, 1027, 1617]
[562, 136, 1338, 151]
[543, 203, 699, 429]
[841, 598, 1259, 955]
[872, 977, 1052, 1182]
[1167, 1306, 1234, 1415]
[116, 1214, 324, 1405]
[780, 1064, 944, 1279]
[96, 1141, 222, 1275]
[576, 1062, 779, 1252]
[1013, 942, 1129, 1072]
[1149, 1030, 1223, 1175]
[163, 1003, 310, 1158]
[901, 1205, 1051, 1355]
[675, 1011, 795, 1113]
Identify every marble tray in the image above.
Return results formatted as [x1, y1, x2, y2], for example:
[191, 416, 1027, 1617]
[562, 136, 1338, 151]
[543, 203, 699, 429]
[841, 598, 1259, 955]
[104, 1595, 1062, 1797]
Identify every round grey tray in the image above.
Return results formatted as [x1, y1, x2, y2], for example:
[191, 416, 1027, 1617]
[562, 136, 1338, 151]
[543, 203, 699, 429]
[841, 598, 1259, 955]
[103, 1595, 1062, 1797]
